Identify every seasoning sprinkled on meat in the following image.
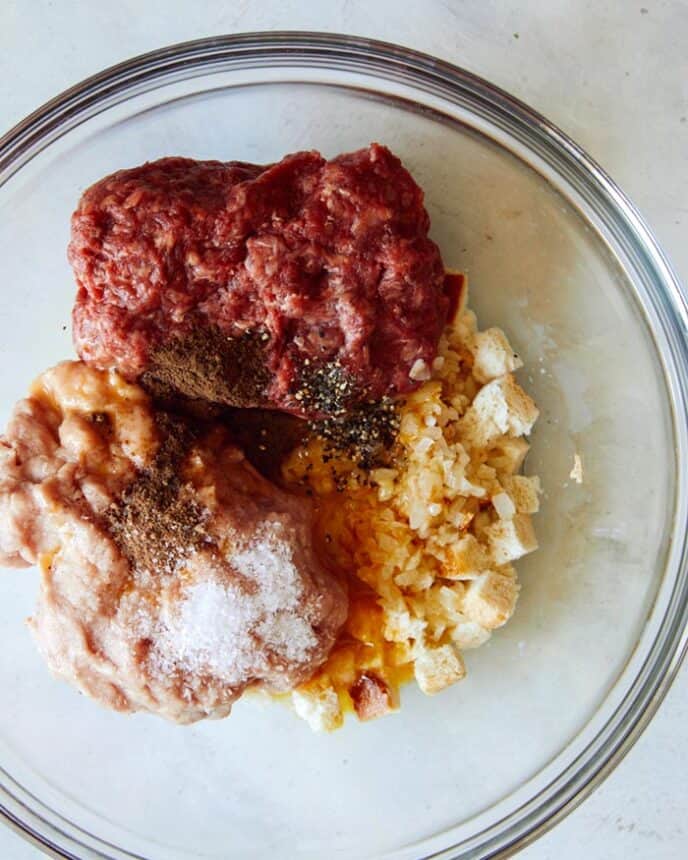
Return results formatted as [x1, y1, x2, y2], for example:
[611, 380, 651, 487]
[141, 328, 271, 409]
[293, 360, 358, 417]
[70, 144, 448, 417]
[104, 414, 207, 576]
[309, 397, 401, 470]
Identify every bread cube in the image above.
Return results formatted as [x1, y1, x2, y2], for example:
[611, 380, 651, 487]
[443, 534, 487, 580]
[487, 436, 531, 474]
[414, 644, 465, 694]
[492, 491, 516, 520]
[462, 569, 520, 629]
[502, 474, 541, 514]
[292, 686, 342, 732]
[449, 619, 492, 649]
[461, 375, 539, 448]
[486, 514, 538, 564]
[471, 327, 523, 384]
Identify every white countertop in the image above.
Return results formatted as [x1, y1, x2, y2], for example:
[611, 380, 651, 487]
[1, 1, 686, 857]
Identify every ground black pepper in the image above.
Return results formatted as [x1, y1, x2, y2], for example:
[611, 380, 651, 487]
[308, 396, 402, 470]
[291, 360, 359, 417]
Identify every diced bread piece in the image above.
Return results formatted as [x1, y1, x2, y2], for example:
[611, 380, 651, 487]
[485, 514, 538, 564]
[292, 686, 342, 732]
[462, 569, 519, 629]
[442, 534, 488, 580]
[414, 644, 465, 694]
[492, 491, 516, 520]
[434, 583, 466, 616]
[460, 375, 539, 448]
[487, 436, 530, 475]
[449, 619, 491, 649]
[503, 475, 541, 514]
[349, 673, 396, 721]
[470, 327, 523, 384]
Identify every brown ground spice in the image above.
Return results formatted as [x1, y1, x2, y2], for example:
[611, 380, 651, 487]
[141, 327, 271, 408]
[104, 414, 207, 576]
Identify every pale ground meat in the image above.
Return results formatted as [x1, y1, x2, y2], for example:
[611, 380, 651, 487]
[69, 144, 448, 417]
[0, 362, 347, 723]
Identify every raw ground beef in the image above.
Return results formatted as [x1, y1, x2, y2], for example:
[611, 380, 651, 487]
[69, 144, 448, 417]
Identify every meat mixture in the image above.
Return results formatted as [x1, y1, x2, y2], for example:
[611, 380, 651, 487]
[2, 143, 535, 732]
[0, 362, 347, 723]
[69, 144, 448, 417]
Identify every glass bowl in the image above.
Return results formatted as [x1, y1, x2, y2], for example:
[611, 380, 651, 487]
[1, 32, 687, 860]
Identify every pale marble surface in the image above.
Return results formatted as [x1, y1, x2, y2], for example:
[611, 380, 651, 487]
[1, 1, 686, 857]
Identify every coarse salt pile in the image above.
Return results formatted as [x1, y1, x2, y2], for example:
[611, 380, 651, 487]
[146, 522, 320, 687]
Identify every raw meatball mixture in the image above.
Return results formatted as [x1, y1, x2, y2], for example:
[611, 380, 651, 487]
[0, 362, 347, 723]
[69, 144, 448, 417]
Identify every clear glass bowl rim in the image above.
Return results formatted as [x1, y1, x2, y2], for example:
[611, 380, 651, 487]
[0, 30, 687, 860]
